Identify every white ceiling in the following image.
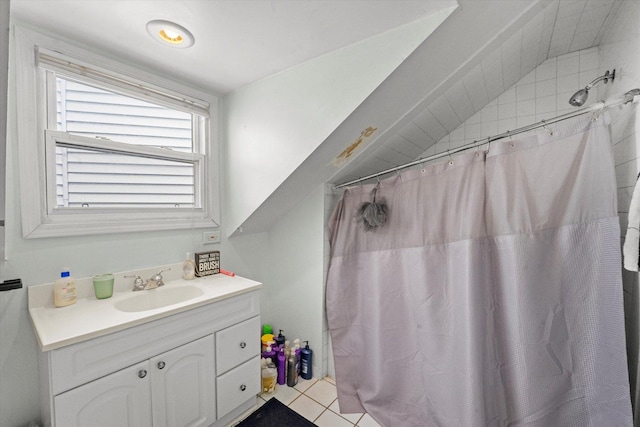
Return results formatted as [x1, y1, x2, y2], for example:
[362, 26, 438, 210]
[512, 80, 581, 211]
[9, 0, 457, 94]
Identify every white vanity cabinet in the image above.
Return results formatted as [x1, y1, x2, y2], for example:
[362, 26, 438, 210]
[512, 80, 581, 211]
[37, 290, 261, 427]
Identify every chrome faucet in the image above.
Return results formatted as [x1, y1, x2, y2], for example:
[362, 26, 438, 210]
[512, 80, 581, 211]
[148, 269, 170, 289]
[125, 269, 171, 291]
[125, 275, 147, 291]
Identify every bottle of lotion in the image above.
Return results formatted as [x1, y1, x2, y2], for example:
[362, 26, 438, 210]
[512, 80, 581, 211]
[294, 340, 301, 376]
[287, 347, 298, 387]
[262, 344, 277, 366]
[182, 252, 196, 280]
[277, 347, 287, 385]
[54, 271, 77, 307]
[275, 329, 286, 348]
[300, 341, 313, 380]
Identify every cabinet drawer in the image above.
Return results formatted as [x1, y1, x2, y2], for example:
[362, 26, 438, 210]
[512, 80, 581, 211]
[215, 316, 260, 374]
[216, 356, 260, 419]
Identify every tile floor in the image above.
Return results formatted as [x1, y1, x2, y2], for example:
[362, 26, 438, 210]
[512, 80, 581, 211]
[228, 377, 381, 427]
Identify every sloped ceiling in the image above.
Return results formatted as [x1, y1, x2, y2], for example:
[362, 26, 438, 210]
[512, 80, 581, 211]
[332, 0, 622, 186]
[235, 0, 622, 235]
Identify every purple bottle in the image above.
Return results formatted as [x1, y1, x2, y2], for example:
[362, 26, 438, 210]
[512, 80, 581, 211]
[262, 344, 277, 366]
[294, 339, 301, 376]
[277, 347, 287, 385]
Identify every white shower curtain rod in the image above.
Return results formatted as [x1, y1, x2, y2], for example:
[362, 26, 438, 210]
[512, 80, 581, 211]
[335, 88, 640, 189]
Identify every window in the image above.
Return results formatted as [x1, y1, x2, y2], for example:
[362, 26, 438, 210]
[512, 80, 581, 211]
[14, 27, 220, 238]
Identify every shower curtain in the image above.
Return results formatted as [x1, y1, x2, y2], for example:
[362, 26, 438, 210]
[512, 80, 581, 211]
[326, 114, 633, 427]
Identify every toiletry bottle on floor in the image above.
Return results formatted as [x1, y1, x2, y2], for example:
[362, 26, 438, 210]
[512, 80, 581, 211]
[261, 358, 277, 394]
[262, 344, 277, 366]
[275, 329, 286, 348]
[277, 347, 287, 385]
[294, 339, 301, 376]
[300, 341, 313, 380]
[287, 347, 298, 387]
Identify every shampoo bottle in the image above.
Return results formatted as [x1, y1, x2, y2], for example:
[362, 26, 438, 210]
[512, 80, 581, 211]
[294, 340, 301, 376]
[182, 252, 196, 280]
[287, 347, 298, 387]
[300, 341, 313, 380]
[54, 271, 77, 308]
[262, 344, 277, 366]
[277, 347, 287, 385]
[275, 329, 286, 348]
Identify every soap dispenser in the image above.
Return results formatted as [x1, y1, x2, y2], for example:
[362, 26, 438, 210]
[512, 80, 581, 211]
[182, 252, 196, 280]
[54, 270, 77, 308]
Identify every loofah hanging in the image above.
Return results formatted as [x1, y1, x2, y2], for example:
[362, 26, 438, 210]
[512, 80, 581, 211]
[355, 185, 388, 231]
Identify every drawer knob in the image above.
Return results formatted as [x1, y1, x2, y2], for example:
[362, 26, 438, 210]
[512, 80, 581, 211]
[138, 369, 147, 379]
[157, 361, 166, 370]
[239, 341, 247, 349]
[240, 384, 247, 392]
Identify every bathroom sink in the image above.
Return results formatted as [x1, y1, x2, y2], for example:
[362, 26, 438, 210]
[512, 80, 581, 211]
[114, 286, 204, 312]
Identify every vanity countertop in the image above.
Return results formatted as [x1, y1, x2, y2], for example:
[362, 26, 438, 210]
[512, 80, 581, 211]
[28, 263, 262, 351]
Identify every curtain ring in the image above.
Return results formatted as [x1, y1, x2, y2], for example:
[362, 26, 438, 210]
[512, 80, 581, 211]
[447, 149, 454, 166]
[542, 119, 553, 136]
[592, 102, 606, 122]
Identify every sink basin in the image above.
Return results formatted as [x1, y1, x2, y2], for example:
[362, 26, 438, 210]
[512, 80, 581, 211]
[114, 286, 204, 312]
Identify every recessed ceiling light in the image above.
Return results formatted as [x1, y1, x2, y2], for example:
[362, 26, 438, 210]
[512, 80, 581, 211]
[146, 20, 194, 49]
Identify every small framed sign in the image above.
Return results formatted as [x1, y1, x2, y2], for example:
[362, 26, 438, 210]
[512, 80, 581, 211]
[195, 251, 220, 277]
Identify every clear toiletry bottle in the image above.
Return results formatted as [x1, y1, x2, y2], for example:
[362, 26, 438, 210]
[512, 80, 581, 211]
[261, 358, 277, 394]
[54, 271, 77, 307]
[182, 252, 196, 280]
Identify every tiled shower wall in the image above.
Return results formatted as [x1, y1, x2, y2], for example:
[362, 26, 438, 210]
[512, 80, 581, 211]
[419, 46, 601, 161]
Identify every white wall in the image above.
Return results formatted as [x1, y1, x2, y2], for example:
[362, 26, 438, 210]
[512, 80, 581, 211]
[262, 183, 326, 377]
[0, 28, 273, 427]
[223, 11, 454, 236]
[597, 2, 640, 421]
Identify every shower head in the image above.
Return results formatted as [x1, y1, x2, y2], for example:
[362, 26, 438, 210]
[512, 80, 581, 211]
[569, 69, 615, 106]
[569, 88, 589, 107]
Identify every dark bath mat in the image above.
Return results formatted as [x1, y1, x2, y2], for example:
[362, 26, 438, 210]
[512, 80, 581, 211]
[236, 397, 317, 427]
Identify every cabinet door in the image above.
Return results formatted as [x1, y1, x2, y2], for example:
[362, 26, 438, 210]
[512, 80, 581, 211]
[151, 335, 216, 427]
[54, 361, 152, 427]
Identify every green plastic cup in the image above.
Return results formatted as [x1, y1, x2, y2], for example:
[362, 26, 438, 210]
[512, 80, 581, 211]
[93, 274, 114, 299]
